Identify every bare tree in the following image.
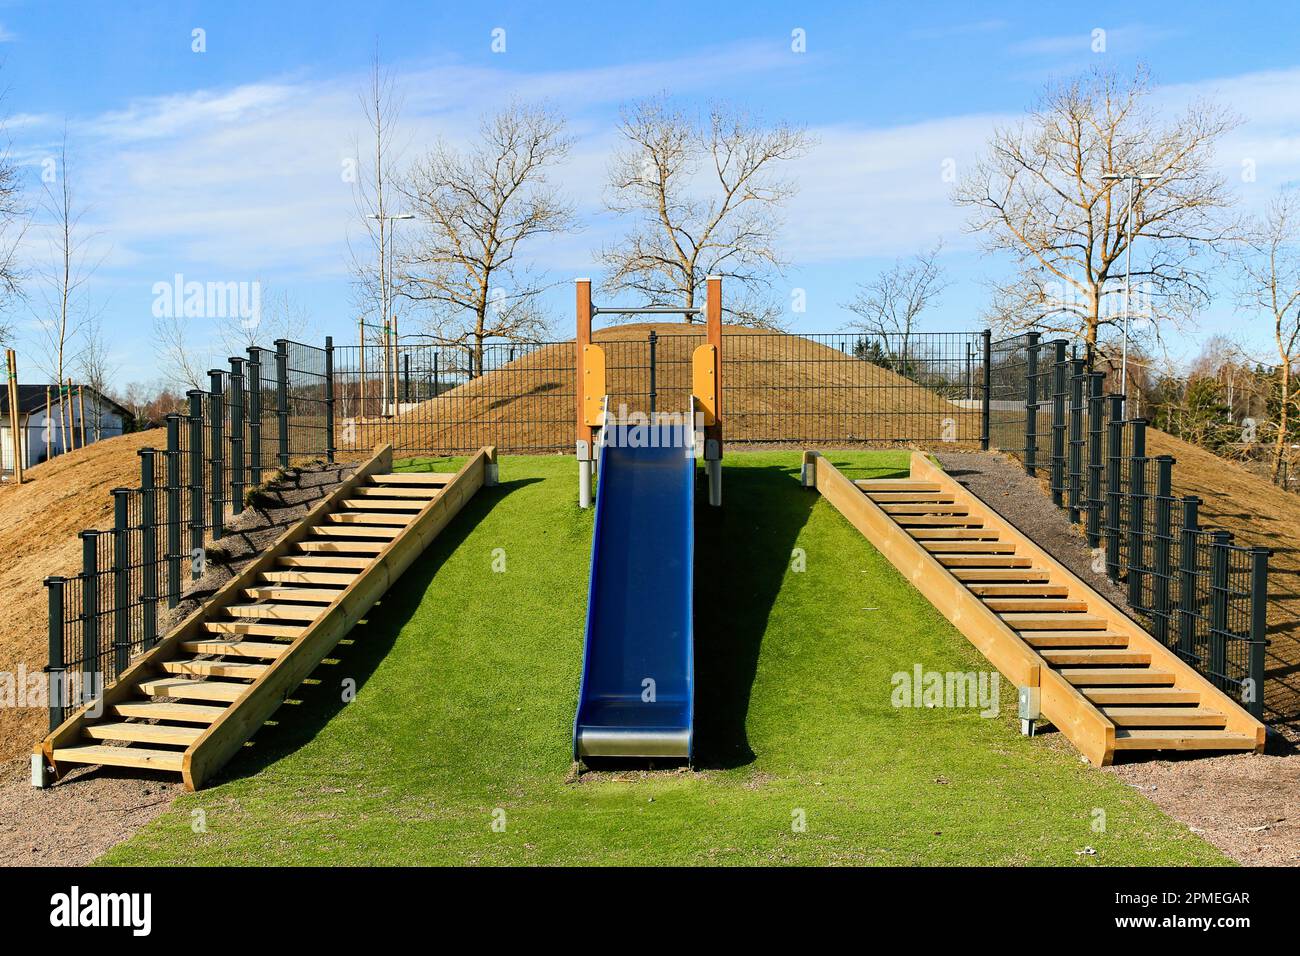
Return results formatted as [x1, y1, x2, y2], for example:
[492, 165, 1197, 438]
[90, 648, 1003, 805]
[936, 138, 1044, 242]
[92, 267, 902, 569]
[953, 67, 1239, 359]
[398, 102, 574, 376]
[0, 89, 26, 346]
[842, 244, 948, 369]
[217, 284, 314, 357]
[29, 132, 103, 452]
[1231, 191, 1300, 483]
[600, 99, 811, 328]
[152, 311, 209, 392]
[346, 48, 408, 409]
[77, 314, 118, 441]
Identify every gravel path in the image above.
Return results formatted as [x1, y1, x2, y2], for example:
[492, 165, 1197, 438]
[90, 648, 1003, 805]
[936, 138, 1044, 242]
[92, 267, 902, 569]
[937, 450, 1300, 866]
[0, 460, 354, 867]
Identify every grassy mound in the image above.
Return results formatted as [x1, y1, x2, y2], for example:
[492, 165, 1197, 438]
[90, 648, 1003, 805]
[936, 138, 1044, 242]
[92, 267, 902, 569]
[98, 452, 1224, 865]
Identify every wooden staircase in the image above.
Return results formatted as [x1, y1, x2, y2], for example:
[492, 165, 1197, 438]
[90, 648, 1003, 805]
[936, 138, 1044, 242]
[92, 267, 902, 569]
[36, 444, 496, 791]
[805, 450, 1265, 765]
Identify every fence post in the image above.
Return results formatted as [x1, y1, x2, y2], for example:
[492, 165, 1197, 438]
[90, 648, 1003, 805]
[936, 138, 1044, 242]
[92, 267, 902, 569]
[1067, 357, 1085, 523]
[246, 347, 262, 488]
[1177, 497, 1201, 662]
[1208, 530, 1233, 693]
[139, 449, 158, 649]
[433, 350, 440, 396]
[1247, 547, 1270, 718]
[165, 415, 182, 606]
[80, 530, 100, 705]
[1104, 394, 1126, 582]
[1050, 341, 1067, 507]
[1024, 332, 1040, 476]
[325, 335, 336, 464]
[1126, 419, 1148, 608]
[111, 488, 131, 675]
[1085, 372, 1105, 548]
[648, 330, 658, 415]
[187, 390, 205, 579]
[208, 370, 225, 541]
[1151, 456, 1174, 647]
[979, 329, 992, 450]
[229, 357, 245, 516]
[45, 576, 66, 731]
[275, 340, 290, 469]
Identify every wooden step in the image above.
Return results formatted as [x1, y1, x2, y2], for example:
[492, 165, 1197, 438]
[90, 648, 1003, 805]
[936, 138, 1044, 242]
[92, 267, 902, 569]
[1022, 632, 1130, 648]
[1113, 729, 1258, 751]
[922, 541, 1017, 554]
[967, 584, 1070, 597]
[865, 492, 956, 503]
[204, 621, 305, 639]
[51, 744, 184, 772]
[161, 660, 268, 679]
[179, 639, 289, 659]
[84, 722, 202, 746]
[939, 555, 1033, 568]
[109, 701, 227, 723]
[310, 525, 401, 540]
[1062, 669, 1175, 686]
[1040, 648, 1151, 666]
[983, 598, 1089, 612]
[225, 603, 323, 622]
[277, 555, 374, 569]
[261, 570, 358, 586]
[1078, 687, 1201, 705]
[950, 569, 1051, 582]
[339, 498, 424, 511]
[371, 472, 455, 485]
[1001, 613, 1107, 630]
[137, 678, 246, 703]
[327, 512, 414, 526]
[879, 504, 970, 515]
[896, 516, 986, 527]
[242, 586, 341, 604]
[296, 540, 388, 554]
[856, 480, 940, 492]
[1099, 707, 1227, 728]
[353, 486, 440, 499]
[908, 528, 1000, 540]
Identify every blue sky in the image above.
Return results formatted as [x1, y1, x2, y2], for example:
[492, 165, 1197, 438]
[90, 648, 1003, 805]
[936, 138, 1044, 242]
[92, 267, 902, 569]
[4, 1, 1300, 385]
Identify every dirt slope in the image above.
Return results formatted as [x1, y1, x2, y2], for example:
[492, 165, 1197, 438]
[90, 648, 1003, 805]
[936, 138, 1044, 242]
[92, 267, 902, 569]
[0, 430, 162, 759]
[343, 323, 984, 455]
[1143, 429, 1300, 730]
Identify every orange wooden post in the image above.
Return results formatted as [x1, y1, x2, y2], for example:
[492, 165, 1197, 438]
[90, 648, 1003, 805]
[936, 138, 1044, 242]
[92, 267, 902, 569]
[576, 278, 596, 507]
[703, 275, 723, 506]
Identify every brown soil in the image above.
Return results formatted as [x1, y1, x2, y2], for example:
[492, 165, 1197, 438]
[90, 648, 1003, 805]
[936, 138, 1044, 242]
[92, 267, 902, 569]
[340, 323, 986, 455]
[0, 431, 163, 762]
[938, 450, 1300, 867]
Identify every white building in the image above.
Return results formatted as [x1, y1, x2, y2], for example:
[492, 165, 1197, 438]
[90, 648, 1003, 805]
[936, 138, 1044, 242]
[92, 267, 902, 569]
[1, 385, 132, 477]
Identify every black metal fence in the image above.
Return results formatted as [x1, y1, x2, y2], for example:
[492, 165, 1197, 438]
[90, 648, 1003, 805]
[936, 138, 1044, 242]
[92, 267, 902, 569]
[990, 335, 1270, 716]
[330, 329, 995, 457]
[44, 339, 335, 729]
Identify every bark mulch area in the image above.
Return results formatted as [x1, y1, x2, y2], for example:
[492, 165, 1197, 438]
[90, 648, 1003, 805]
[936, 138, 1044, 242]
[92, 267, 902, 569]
[936, 450, 1299, 867]
[0, 460, 354, 867]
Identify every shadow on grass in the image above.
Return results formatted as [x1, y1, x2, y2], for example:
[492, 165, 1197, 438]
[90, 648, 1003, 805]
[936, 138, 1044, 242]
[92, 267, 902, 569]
[692, 463, 816, 769]
[211, 477, 539, 787]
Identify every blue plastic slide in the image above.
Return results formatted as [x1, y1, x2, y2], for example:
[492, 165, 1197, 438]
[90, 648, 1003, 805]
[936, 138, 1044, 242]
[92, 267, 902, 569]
[573, 419, 695, 760]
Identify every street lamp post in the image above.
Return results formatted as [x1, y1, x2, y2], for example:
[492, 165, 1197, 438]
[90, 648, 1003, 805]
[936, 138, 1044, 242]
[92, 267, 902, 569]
[1102, 171, 1159, 399]
[368, 212, 414, 416]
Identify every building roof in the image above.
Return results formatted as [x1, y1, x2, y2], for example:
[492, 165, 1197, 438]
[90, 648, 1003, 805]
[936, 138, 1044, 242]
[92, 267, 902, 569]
[0, 384, 132, 420]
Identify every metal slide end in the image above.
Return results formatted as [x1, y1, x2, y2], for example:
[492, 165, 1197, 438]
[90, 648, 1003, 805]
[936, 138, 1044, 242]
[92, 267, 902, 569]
[707, 459, 722, 507]
[31, 753, 51, 788]
[578, 460, 593, 509]
[577, 728, 691, 759]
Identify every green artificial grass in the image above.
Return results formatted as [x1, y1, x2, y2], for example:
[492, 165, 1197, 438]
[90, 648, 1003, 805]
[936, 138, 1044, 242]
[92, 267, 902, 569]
[99, 452, 1227, 866]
